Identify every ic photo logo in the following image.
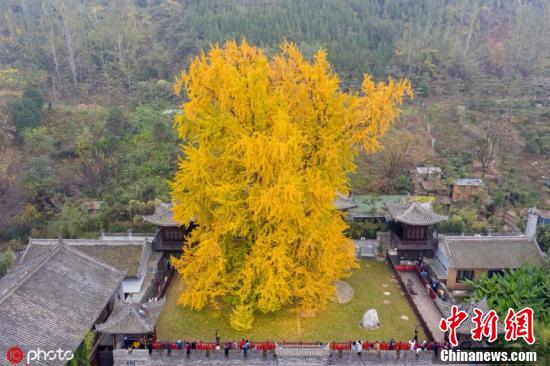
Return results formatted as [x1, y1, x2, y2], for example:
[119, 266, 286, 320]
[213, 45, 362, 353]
[5, 346, 74, 365]
[6, 347, 24, 365]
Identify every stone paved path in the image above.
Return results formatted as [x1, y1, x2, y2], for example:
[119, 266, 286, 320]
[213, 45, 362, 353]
[398, 272, 445, 342]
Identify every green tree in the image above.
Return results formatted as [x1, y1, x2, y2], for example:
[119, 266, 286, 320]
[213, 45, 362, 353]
[70, 330, 95, 366]
[57, 203, 87, 238]
[467, 265, 549, 325]
[22, 127, 56, 156]
[6, 86, 44, 133]
[467, 265, 549, 353]
[437, 208, 486, 234]
[22, 156, 62, 207]
[0, 249, 15, 277]
[537, 225, 550, 253]
[105, 107, 128, 140]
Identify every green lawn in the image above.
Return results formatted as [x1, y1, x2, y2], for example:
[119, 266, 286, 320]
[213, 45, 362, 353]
[156, 260, 426, 342]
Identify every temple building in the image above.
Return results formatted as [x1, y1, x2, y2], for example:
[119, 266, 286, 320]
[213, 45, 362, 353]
[429, 235, 545, 292]
[20, 237, 164, 302]
[94, 297, 165, 364]
[143, 197, 449, 260]
[0, 241, 125, 366]
[143, 203, 196, 252]
[335, 193, 408, 222]
[386, 201, 448, 259]
[95, 298, 165, 342]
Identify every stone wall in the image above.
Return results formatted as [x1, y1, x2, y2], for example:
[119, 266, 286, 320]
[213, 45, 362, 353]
[377, 231, 391, 252]
[113, 348, 436, 365]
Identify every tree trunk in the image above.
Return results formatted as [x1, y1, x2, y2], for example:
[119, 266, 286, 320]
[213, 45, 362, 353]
[56, 1, 78, 92]
[463, 3, 480, 59]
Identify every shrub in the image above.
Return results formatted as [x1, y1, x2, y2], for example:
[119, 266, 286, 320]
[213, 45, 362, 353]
[6, 86, 44, 133]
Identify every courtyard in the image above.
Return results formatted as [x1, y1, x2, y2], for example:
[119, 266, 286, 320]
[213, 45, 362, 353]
[156, 260, 426, 343]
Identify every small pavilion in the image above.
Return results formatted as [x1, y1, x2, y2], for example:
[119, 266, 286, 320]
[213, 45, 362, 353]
[143, 203, 196, 252]
[386, 201, 447, 259]
[95, 297, 166, 349]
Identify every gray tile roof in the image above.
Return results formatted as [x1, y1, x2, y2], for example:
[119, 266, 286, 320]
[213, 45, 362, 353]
[21, 238, 147, 277]
[95, 298, 166, 335]
[386, 201, 448, 225]
[142, 203, 179, 227]
[0, 243, 125, 364]
[439, 235, 545, 269]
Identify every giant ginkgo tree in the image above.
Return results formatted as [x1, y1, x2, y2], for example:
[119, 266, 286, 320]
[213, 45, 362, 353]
[171, 40, 412, 330]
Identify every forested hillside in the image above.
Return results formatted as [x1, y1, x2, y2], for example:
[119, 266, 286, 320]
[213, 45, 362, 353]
[1, 0, 549, 255]
[2, 0, 549, 97]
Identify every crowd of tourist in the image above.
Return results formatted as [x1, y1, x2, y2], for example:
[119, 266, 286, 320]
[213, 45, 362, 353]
[145, 338, 452, 358]
[417, 257, 448, 301]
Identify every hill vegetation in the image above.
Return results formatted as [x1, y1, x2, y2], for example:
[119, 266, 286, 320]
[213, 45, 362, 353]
[1, 0, 549, 251]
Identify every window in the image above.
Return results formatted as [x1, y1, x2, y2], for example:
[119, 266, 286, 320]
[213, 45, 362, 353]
[404, 226, 426, 241]
[163, 229, 183, 241]
[127, 362, 135, 366]
[456, 270, 474, 282]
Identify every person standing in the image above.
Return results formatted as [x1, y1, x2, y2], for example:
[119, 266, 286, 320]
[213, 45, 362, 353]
[185, 341, 191, 358]
[224, 342, 230, 358]
[356, 340, 362, 357]
[416, 344, 422, 357]
[409, 339, 416, 351]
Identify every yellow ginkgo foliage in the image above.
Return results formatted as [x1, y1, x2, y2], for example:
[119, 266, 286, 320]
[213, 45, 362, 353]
[171, 40, 412, 330]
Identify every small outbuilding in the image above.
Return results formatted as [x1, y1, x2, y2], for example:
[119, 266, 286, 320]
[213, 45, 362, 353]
[451, 179, 482, 202]
[431, 235, 545, 292]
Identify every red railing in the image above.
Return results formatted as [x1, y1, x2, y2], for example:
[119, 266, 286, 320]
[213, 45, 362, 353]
[331, 342, 351, 351]
[394, 264, 417, 271]
[329, 341, 434, 351]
